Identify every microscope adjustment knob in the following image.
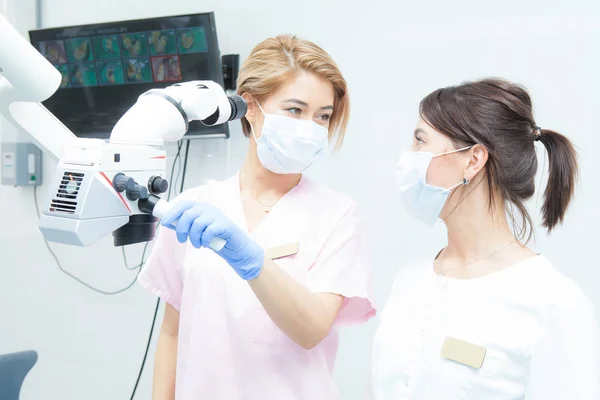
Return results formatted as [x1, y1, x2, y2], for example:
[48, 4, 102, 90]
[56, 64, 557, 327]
[149, 176, 169, 194]
[127, 184, 149, 201]
[113, 173, 134, 192]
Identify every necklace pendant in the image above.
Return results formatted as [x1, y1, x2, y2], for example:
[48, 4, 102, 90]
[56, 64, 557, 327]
[264, 207, 270, 214]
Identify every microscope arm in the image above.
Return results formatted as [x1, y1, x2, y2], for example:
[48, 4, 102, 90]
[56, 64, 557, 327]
[0, 12, 77, 161]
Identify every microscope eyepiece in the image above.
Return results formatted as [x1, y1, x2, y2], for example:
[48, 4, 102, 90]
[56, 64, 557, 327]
[227, 95, 247, 122]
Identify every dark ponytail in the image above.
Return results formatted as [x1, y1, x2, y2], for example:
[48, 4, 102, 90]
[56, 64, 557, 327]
[420, 78, 579, 242]
[537, 129, 578, 232]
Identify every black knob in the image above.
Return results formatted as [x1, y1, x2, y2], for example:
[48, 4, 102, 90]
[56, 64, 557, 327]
[127, 184, 149, 201]
[113, 173, 134, 192]
[149, 176, 169, 194]
[138, 194, 161, 215]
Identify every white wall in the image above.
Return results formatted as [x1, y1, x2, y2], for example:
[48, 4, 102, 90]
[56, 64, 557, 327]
[1, 0, 599, 399]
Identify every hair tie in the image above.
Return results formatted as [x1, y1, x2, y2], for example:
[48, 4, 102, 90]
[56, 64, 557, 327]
[533, 126, 542, 141]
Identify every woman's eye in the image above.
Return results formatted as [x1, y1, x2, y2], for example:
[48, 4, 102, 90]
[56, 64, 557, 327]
[415, 135, 425, 144]
[318, 114, 332, 121]
[286, 107, 302, 116]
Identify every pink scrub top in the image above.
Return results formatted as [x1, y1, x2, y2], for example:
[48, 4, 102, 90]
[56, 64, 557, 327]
[139, 172, 376, 399]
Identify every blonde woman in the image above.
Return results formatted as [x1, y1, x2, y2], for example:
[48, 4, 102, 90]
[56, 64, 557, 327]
[139, 35, 376, 400]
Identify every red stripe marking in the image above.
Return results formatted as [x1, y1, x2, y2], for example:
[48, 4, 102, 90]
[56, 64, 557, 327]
[151, 156, 166, 159]
[99, 172, 131, 213]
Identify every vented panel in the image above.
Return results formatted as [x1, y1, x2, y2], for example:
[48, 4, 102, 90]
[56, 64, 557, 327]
[50, 172, 84, 214]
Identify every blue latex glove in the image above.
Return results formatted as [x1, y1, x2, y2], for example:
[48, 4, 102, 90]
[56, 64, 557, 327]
[161, 200, 264, 280]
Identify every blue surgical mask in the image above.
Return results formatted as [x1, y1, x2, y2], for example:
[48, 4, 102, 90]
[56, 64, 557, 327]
[395, 146, 472, 226]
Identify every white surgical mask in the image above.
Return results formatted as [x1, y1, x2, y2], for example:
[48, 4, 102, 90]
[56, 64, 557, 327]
[395, 146, 472, 226]
[250, 103, 329, 174]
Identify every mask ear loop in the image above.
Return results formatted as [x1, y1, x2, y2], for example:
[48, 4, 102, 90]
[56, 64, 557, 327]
[447, 177, 469, 191]
[249, 101, 267, 143]
[256, 101, 266, 115]
[441, 175, 471, 222]
[435, 145, 473, 188]
[245, 115, 258, 143]
[250, 122, 259, 143]
[442, 144, 474, 221]
[432, 145, 473, 158]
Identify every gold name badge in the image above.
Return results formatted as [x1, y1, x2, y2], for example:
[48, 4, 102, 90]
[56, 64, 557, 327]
[440, 337, 487, 369]
[266, 242, 299, 260]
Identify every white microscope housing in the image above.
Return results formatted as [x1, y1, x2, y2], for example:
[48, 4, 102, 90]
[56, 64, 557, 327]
[0, 12, 246, 246]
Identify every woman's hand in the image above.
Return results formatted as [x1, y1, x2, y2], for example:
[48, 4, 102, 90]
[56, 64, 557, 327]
[162, 200, 344, 349]
[161, 201, 264, 280]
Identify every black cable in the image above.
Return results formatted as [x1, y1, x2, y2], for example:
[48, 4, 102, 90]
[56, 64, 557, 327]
[32, 139, 186, 397]
[33, 185, 143, 295]
[169, 141, 183, 200]
[129, 297, 160, 400]
[171, 141, 184, 197]
[129, 140, 185, 400]
[122, 245, 150, 271]
[168, 142, 183, 201]
[180, 139, 191, 194]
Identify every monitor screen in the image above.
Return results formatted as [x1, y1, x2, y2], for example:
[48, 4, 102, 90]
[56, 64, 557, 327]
[29, 12, 229, 140]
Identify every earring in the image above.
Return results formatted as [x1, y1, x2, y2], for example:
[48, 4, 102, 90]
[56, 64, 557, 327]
[463, 178, 470, 185]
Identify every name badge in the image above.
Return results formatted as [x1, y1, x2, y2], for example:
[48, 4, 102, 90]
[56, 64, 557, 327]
[440, 337, 487, 369]
[266, 242, 299, 260]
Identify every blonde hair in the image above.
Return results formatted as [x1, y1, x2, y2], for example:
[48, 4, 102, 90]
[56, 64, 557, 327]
[236, 34, 350, 149]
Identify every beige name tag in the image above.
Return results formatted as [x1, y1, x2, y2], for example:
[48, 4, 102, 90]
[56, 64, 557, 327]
[266, 242, 299, 260]
[440, 337, 487, 369]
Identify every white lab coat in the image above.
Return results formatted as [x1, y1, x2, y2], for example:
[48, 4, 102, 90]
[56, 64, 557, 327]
[370, 254, 600, 399]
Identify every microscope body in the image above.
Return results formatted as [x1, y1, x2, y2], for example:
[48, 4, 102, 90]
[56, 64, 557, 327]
[38, 81, 246, 247]
[0, 13, 246, 247]
[39, 139, 167, 246]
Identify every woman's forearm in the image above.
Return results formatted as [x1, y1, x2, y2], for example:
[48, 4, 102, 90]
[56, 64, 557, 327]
[152, 331, 177, 400]
[248, 257, 344, 349]
[152, 304, 179, 400]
